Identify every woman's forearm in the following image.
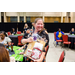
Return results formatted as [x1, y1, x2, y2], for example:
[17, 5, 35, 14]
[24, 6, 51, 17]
[21, 37, 33, 44]
[21, 39, 28, 44]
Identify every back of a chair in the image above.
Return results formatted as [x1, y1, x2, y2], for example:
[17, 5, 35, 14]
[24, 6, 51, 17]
[45, 45, 49, 56]
[58, 51, 65, 62]
[62, 35, 68, 42]
[18, 36, 23, 43]
[8, 32, 11, 35]
[17, 31, 21, 34]
[54, 32, 56, 41]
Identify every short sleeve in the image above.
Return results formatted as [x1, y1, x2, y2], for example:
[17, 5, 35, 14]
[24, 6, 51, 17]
[6, 37, 12, 42]
[45, 33, 49, 47]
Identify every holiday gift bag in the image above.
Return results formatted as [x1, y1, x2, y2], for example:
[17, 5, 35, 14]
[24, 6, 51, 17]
[24, 39, 46, 61]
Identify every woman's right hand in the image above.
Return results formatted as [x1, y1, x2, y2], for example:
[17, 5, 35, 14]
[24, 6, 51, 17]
[26, 30, 30, 34]
[27, 37, 33, 42]
[21, 37, 33, 44]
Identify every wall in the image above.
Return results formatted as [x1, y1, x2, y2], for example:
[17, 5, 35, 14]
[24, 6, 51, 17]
[6, 12, 18, 16]
[70, 12, 75, 23]
[5, 12, 67, 23]
[6, 12, 67, 17]
[0, 23, 75, 33]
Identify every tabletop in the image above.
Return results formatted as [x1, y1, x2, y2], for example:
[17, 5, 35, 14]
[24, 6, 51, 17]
[8, 46, 24, 61]
[9, 34, 24, 38]
[68, 34, 75, 38]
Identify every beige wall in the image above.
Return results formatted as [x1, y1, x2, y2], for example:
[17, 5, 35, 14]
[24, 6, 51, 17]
[70, 12, 75, 23]
[0, 12, 75, 23]
[6, 12, 18, 16]
[6, 12, 67, 17]
[4, 12, 68, 22]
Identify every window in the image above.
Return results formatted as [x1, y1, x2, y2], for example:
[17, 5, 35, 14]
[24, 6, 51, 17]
[10, 17, 17, 22]
[20, 17, 24, 22]
[26, 17, 31, 23]
[7, 17, 17, 22]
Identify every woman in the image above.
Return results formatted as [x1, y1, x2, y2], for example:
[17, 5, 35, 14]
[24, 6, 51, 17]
[11, 28, 16, 35]
[23, 23, 29, 33]
[21, 18, 49, 62]
[0, 31, 12, 46]
[69, 28, 75, 35]
[32, 22, 35, 32]
[0, 43, 10, 62]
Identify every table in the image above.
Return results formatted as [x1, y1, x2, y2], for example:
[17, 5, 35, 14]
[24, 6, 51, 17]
[8, 46, 24, 61]
[9, 34, 24, 46]
[68, 35, 75, 49]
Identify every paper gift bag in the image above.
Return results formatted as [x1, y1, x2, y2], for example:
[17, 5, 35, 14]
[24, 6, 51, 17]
[24, 39, 46, 60]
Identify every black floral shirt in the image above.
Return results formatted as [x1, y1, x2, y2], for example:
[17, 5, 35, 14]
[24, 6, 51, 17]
[23, 29, 49, 51]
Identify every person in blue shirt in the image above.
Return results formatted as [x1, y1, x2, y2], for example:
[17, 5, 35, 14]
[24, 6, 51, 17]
[69, 28, 75, 35]
[56, 28, 64, 45]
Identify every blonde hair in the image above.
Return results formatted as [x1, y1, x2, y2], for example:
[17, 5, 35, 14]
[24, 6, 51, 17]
[24, 23, 28, 29]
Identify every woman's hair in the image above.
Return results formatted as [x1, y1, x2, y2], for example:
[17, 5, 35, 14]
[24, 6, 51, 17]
[11, 28, 15, 32]
[0, 43, 10, 62]
[24, 23, 28, 29]
[0, 31, 7, 37]
[34, 18, 43, 24]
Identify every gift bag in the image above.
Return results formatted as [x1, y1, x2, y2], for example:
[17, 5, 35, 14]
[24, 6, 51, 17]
[24, 39, 46, 61]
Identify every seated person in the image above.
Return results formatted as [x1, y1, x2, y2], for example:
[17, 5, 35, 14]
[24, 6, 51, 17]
[69, 28, 75, 35]
[0, 43, 10, 62]
[56, 28, 64, 44]
[23, 23, 29, 34]
[0, 31, 12, 46]
[32, 22, 35, 32]
[11, 28, 16, 35]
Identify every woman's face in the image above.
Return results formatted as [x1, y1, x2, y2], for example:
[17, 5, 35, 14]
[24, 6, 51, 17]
[13, 29, 15, 32]
[0, 33, 5, 39]
[72, 28, 74, 32]
[35, 20, 44, 32]
[25, 24, 27, 27]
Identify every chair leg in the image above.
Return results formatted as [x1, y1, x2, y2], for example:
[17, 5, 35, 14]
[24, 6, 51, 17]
[55, 42, 58, 47]
[68, 44, 69, 48]
[53, 41, 56, 46]
[74, 44, 75, 49]
[62, 43, 64, 48]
